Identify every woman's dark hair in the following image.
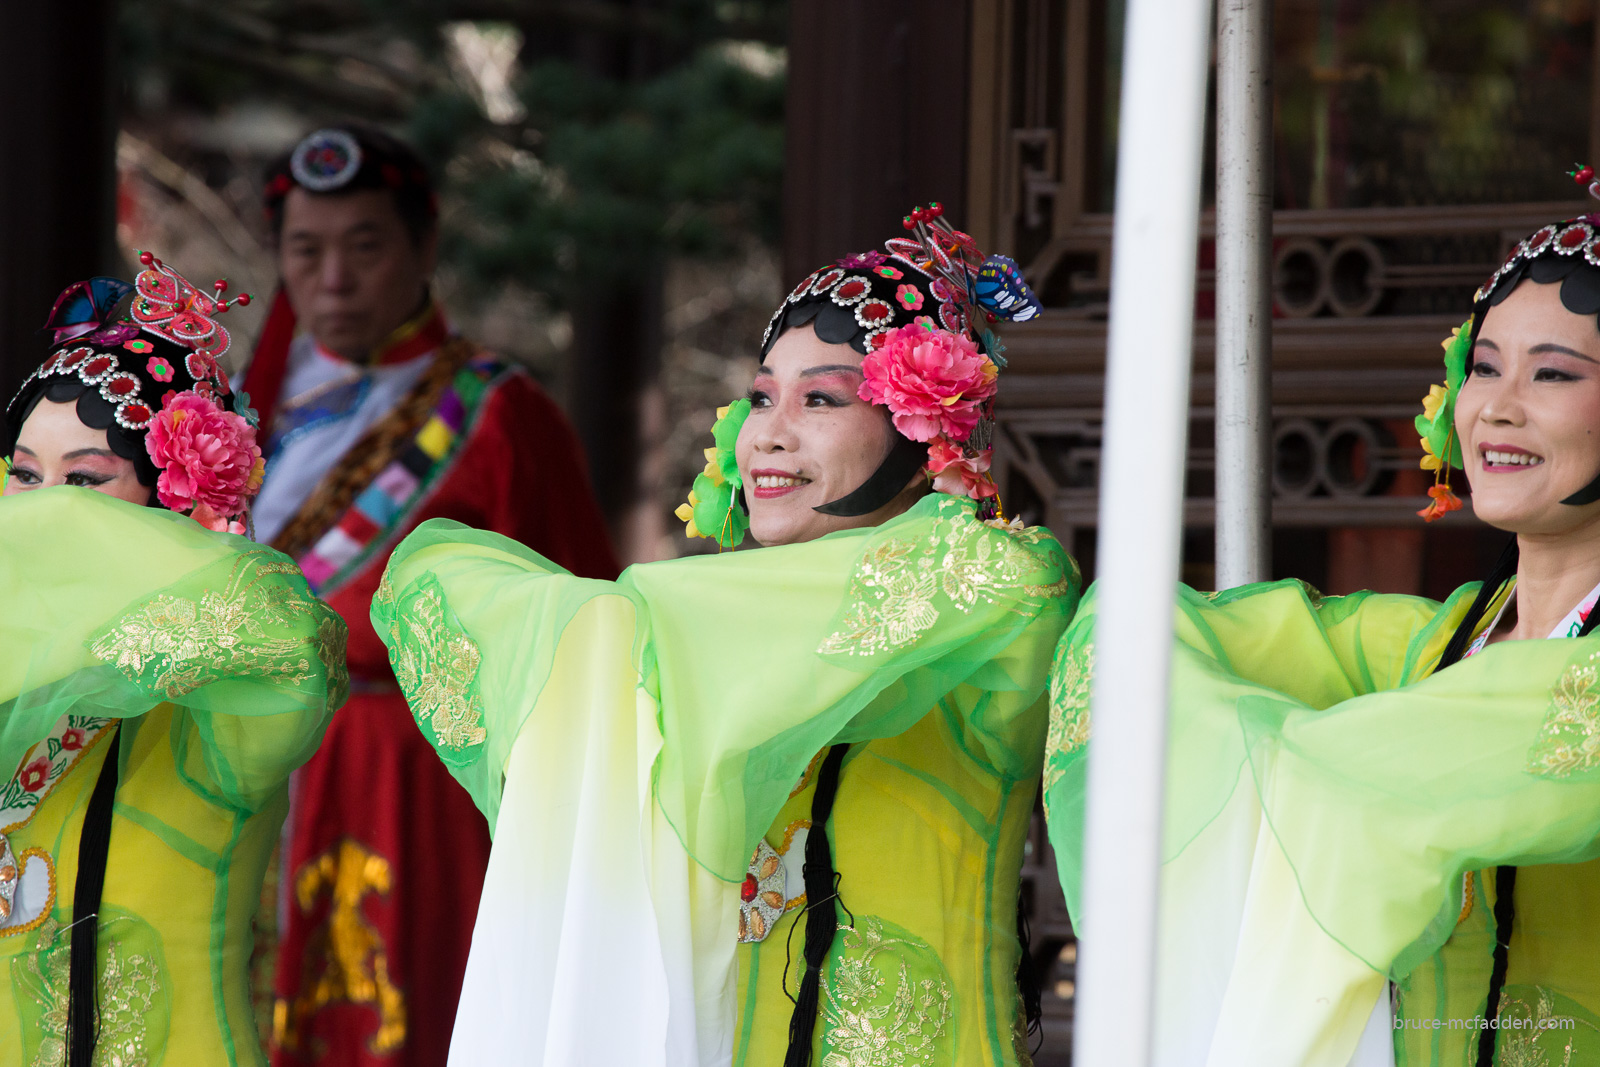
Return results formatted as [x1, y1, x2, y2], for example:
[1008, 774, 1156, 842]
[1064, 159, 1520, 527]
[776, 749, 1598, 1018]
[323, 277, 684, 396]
[263, 124, 438, 246]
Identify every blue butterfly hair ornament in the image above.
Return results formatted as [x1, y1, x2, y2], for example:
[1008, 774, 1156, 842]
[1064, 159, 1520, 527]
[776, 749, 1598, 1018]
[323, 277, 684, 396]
[974, 255, 1041, 324]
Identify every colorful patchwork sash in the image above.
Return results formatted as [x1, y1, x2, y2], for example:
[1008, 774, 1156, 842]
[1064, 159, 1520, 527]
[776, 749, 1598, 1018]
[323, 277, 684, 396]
[292, 353, 508, 595]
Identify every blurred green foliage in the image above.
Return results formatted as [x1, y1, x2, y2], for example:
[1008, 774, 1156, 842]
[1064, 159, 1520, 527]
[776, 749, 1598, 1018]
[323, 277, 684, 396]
[118, 0, 786, 303]
[1271, 0, 1591, 208]
[425, 49, 785, 291]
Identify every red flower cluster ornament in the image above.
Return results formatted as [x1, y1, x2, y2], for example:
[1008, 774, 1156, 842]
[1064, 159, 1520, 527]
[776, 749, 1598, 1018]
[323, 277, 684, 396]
[126, 253, 262, 533]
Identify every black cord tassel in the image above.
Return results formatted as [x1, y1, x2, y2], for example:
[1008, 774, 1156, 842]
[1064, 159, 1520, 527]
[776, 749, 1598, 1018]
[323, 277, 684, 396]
[1437, 537, 1519, 671]
[65, 727, 121, 1067]
[1474, 866, 1517, 1067]
[1015, 890, 1043, 1051]
[783, 744, 850, 1067]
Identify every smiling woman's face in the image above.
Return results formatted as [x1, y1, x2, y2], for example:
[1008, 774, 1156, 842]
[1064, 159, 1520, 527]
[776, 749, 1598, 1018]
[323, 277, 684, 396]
[3, 399, 152, 505]
[735, 324, 922, 546]
[1455, 279, 1600, 534]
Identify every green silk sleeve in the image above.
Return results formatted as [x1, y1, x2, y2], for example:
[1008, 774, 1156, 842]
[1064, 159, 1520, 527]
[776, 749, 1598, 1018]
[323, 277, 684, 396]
[1045, 576, 1600, 978]
[0, 487, 349, 813]
[374, 493, 1080, 881]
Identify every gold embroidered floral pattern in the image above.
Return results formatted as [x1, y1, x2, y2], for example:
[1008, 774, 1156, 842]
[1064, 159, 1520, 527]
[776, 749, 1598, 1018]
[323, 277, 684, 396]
[387, 574, 487, 759]
[819, 498, 1072, 658]
[818, 917, 955, 1066]
[88, 550, 348, 704]
[1494, 986, 1599, 1067]
[27, 918, 162, 1067]
[374, 567, 397, 615]
[1527, 652, 1600, 778]
[1044, 641, 1095, 796]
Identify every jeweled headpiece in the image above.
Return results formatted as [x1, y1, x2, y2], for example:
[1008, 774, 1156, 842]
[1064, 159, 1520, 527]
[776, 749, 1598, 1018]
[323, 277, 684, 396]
[3, 253, 264, 534]
[1416, 166, 1600, 521]
[678, 203, 1042, 546]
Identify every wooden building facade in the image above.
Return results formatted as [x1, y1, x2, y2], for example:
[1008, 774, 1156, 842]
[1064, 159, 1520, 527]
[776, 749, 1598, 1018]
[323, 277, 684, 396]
[786, 0, 1600, 1059]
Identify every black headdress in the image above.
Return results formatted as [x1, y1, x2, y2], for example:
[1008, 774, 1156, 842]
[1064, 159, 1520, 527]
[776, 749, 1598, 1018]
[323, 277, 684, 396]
[761, 204, 1041, 517]
[3, 254, 257, 512]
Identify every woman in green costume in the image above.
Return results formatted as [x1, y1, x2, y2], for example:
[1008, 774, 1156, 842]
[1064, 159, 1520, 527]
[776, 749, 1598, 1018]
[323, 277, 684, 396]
[1045, 185, 1600, 1067]
[374, 208, 1077, 1066]
[0, 262, 347, 1066]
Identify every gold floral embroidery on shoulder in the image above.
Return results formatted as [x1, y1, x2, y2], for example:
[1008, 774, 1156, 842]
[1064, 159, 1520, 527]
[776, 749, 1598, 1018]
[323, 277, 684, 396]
[819, 916, 954, 1066]
[1527, 650, 1600, 779]
[89, 549, 348, 705]
[374, 567, 398, 615]
[1044, 641, 1095, 797]
[386, 574, 487, 762]
[818, 499, 1072, 658]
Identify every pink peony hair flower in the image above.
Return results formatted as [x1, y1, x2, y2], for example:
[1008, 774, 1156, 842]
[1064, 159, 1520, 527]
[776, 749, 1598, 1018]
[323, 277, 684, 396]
[858, 324, 999, 443]
[145, 391, 265, 520]
[925, 436, 999, 499]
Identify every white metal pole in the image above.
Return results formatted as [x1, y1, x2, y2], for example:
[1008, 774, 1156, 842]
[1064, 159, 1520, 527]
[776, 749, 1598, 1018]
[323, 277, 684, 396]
[1073, 0, 1215, 1065]
[1214, 0, 1274, 589]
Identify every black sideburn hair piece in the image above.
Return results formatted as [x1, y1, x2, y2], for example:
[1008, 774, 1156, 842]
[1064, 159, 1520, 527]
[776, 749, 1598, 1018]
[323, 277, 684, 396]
[812, 434, 928, 517]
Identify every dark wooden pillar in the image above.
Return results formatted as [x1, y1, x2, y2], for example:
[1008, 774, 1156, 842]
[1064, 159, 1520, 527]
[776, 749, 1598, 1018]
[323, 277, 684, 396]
[782, 0, 973, 284]
[536, 0, 670, 539]
[0, 0, 118, 401]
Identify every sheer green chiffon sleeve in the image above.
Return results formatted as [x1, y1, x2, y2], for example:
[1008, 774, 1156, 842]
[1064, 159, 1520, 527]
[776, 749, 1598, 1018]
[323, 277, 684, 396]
[0, 488, 349, 811]
[1044, 579, 1471, 919]
[1044, 576, 1600, 978]
[375, 493, 1079, 881]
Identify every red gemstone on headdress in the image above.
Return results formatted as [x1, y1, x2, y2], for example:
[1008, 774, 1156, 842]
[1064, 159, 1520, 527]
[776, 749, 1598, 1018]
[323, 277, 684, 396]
[1562, 226, 1588, 248]
[139, 252, 154, 266]
[832, 278, 870, 303]
[740, 875, 757, 902]
[82, 356, 113, 378]
[42, 353, 61, 372]
[1528, 227, 1555, 251]
[237, 293, 251, 307]
[120, 403, 152, 426]
[903, 216, 917, 230]
[60, 349, 88, 369]
[810, 268, 846, 295]
[858, 300, 892, 324]
[1579, 166, 1595, 186]
[105, 375, 139, 397]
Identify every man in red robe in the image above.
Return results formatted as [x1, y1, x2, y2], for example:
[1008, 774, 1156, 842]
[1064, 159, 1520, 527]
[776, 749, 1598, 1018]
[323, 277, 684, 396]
[244, 125, 619, 1067]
